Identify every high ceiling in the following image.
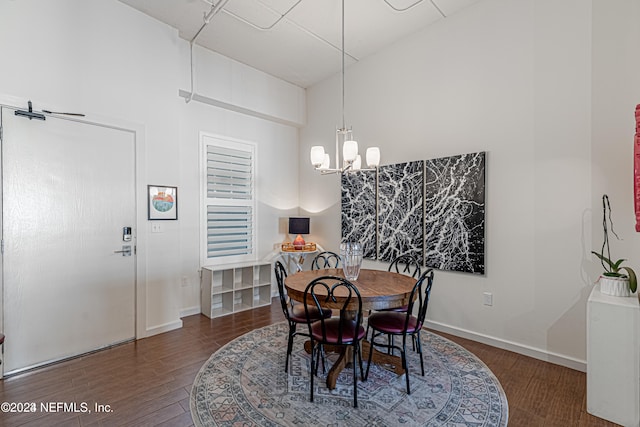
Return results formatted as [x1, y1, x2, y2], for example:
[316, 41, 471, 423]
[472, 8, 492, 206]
[118, 0, 481, 88]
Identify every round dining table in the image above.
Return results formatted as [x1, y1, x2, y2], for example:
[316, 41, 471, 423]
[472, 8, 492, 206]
[284, 268, 417, 389]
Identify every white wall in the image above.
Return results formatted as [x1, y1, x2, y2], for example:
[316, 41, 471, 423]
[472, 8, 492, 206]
[592, 1, 640, 275]
[0, 0, 304, 337]
[301, 0, 640, 369]
[177, 46, 302, 311]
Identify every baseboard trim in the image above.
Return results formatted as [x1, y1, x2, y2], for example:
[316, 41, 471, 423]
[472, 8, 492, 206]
[180, 306, 201, 318]
[424, 320, 587, 372]
[146, 319, 183, 337]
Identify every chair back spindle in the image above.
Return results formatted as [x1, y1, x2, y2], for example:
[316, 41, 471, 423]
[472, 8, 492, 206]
[274, 261, 291, 321]
[304, 277, 362, 344]
[404, 269, 434, 332]
[311, 251, 341, 270]
[388, 254, 422, 278]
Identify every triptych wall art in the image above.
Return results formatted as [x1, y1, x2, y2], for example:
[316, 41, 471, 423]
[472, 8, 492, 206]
[341, 151, 486, 275]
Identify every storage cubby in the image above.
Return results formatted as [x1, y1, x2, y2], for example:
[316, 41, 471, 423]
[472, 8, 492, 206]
[210, 292, 234, 318]
[211, 270, 234, 293]
[254, 284, 272, 306]
[201, 261, 273, 319]
[237, 266, 255, 289]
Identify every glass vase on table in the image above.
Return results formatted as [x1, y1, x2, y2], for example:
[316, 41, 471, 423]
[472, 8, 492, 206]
[340, 242, 363, 281]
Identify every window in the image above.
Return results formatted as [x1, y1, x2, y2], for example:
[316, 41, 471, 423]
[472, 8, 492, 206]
[201, 133, 256, 266]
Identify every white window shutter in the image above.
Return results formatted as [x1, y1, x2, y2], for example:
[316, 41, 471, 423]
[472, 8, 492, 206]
[201, 135, 256, 264]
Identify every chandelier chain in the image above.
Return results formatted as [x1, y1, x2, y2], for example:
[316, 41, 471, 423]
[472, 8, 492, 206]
[341, 0, 346, 131]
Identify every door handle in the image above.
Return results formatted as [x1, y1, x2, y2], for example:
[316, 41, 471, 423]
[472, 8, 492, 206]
[114, 245, 132, 257]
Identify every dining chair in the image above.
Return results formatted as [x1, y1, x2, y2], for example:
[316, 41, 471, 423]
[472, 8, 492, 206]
[304, 276, 366, 407]
[274, 261, 332, 373]
[364, 269, 434, 394]
[381, 254, 422, 312]
[366, 253, 422, 343]
[311, 251, 341, 270]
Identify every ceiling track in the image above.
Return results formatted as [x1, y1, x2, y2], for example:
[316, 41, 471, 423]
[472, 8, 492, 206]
[222, 0, 303, 31]
[218, 0, 358, 63]
[383, 0, 446, 17]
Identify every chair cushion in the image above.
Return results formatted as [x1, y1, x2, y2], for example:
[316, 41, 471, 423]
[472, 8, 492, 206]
[310, 318, 366, 344]
[289, 303, 332, 323]
[368, 312, 421, 334]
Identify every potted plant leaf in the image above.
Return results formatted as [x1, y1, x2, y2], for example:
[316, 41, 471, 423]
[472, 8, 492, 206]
[592, 194, 637, 296]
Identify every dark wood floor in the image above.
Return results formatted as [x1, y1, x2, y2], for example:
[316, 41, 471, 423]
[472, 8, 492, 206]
[0, 300, 619, 427]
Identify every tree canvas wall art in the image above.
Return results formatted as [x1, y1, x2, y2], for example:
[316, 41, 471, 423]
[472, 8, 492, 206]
[378, 161, 424, 263]
[341, 170, 377, 259]
[424, 152, 485, 274]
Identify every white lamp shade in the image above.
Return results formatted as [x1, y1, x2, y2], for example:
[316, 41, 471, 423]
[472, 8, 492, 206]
[310, 146, 326, 167]
[352, 154, 361, 170]
[366, 147, 380, 167]
[320, 153, 330, 169]
[343, 140, 358, 162]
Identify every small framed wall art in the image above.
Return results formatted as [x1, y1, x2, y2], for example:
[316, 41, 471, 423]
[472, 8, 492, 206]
[148, 185, 178, 220]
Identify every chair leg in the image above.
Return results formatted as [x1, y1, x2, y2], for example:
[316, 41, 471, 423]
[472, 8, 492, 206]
[402, 336, 410, 394]
[357, 342, 364, 381]
[352, 343, 358, 408]
[364, 331, 376, 381]
[309, 341, 315, 403]
[415, 332, 425, 376]
[285, 323, 295, 372]
[320, 345, 327, 374]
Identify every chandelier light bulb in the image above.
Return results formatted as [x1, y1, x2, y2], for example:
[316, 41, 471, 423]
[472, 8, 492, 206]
[366, 147, 380, 168]
[343, 140, 358, 162]
[320, 153, 330, 169]
[310, 146, 326, 167]
[352, 154, 362, 170]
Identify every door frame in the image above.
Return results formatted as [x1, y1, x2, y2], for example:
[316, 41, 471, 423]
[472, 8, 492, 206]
[0, 95, 149, 372]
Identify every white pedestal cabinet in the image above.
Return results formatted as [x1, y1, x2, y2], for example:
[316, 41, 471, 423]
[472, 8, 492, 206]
[201, 262, 272, 319]
[587, 283, 640, 426]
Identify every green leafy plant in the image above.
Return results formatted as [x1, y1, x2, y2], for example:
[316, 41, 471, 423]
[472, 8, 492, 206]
[591, 195, 637, 293]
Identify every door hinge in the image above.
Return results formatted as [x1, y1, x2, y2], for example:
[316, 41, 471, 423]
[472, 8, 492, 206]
[1, 239, 4, 254]
[0, 124, 3, 142]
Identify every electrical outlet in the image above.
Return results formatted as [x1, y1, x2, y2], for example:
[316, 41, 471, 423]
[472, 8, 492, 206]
[483, 292, 493, 306]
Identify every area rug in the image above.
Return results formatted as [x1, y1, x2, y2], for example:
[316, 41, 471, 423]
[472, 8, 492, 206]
[190, 322, 508, 426]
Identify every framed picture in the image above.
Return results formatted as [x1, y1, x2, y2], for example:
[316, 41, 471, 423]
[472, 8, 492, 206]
[148, 185, 178, 220]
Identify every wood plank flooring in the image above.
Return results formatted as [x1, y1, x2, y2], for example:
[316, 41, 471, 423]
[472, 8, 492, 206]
[0, 300, 619, 426]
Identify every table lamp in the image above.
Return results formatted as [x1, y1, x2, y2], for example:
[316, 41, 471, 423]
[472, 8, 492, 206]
[289, 217, 310, 250]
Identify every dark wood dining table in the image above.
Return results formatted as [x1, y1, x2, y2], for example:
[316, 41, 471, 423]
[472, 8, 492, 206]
[284, 268, 416, 389]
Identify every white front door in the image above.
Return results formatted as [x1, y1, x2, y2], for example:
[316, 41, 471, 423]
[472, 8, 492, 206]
[1, 108, 136, 375]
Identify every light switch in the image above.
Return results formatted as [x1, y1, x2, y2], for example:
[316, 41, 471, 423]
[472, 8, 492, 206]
[151, 223, 163, 233]
[483, 292, 493, 306]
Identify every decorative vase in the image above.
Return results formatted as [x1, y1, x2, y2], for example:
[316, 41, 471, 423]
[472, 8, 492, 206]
[340, 242, 363, 281]
[599, 275, 632, 297]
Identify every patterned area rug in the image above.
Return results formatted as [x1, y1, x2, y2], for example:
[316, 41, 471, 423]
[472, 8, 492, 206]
[191, 322, 508, 426]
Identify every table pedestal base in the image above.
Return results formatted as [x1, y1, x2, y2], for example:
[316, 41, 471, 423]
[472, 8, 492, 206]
[303, 340, 405, 389]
